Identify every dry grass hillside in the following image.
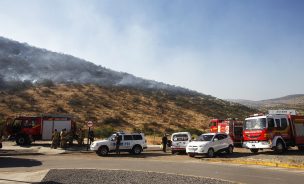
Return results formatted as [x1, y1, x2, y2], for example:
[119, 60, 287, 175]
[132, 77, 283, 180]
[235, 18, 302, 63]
[0, 84, 256, 137]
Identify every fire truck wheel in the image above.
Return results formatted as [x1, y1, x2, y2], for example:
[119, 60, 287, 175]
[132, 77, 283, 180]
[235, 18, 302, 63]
[275, 141, 285, 154]
[16, 135, 28, 146]
[97, 146, 109, 156]
[226, 145, 233, 154]
[250, 149, 259, 153]
[207, 148, 215, 158]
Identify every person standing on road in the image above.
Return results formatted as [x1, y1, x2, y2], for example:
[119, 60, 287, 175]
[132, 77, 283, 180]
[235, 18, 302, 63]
[115, 133, 121, 155]
[88, 129, 95, 144]
[51, 129, 60, 149]
[162, 134, 168, 153]
[60, 129, 67, 149]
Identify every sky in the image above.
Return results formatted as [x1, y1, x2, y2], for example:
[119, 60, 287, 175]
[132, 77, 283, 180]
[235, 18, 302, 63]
[0, 0, 304, 101]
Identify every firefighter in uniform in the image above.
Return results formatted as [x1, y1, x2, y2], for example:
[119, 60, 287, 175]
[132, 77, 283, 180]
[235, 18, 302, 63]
[77, 128, 84, 146]
[51, 129, 60, 149]
[60, 129, 67, 149]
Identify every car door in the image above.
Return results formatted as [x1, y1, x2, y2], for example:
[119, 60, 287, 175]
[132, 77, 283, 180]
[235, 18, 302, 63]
[212, 134, 222, 152]
[121, 135, 133, 150]
[220, 134, 229, 150]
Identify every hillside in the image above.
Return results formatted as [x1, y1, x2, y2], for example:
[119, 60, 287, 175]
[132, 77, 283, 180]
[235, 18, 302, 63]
[0, 36, 257, 136]
[0, 83, 255, 136]
[228, 94, 304, 114]
[0, 36, 194, 94]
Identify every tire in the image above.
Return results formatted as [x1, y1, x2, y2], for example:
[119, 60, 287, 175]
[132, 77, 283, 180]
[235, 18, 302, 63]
[226, 145, 233, 154]
[96, 146, 108, 156]
[298, 146, 304, 151]
[16, 135, 28, 146]
[275, 141, 285, 154]
[188, 153, 195, 157]
[250, 149, 259, 153]
[132, 145, 142, 155]
[207, 148, 215, 158]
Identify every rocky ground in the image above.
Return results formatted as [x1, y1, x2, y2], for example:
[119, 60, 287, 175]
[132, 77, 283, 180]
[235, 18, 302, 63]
[41, 169, 233, 184]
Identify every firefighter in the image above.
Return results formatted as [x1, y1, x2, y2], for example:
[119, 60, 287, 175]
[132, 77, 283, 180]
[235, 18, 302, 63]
[77, 128, 84, 146]
[51, 129, 60, 149]
[60, 129, 67, 149]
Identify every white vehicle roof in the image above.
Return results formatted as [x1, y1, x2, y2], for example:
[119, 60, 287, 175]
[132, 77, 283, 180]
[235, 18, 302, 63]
[171, 132, 191, 135]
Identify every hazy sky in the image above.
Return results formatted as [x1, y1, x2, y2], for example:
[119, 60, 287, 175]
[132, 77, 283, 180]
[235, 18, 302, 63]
[1, 0, 304, 100]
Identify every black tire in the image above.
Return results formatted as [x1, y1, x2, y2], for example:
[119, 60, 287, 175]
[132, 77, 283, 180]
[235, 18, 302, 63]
[275, 140, 285, 154]
[16, 135, 28, 146]
[226, 145, 234, 154]
[96, 146, 109, 156]
[250, 149, 259, 153]
[188, 153, 195, 157]
[132, 145, 142, 155]
[298, 146, 304, 151]
[207, 148, 215, 158]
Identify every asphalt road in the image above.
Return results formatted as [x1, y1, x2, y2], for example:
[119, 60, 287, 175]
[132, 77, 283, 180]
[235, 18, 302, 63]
[1, 151, 304, 184]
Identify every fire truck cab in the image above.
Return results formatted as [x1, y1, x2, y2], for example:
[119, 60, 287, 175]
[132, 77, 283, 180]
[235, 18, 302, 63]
[243, 110, 304, 153]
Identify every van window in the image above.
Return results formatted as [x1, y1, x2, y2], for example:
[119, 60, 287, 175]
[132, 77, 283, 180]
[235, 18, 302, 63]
[173, 134, 189, 141]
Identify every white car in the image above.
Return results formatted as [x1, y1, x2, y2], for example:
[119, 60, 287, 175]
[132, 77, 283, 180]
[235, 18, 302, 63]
[186, 133, 234, 158]
[171, 132, 191, 154]
[90, 132, 147, 156]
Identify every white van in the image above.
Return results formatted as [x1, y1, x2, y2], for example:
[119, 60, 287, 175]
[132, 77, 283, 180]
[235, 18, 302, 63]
[171, 132, 191, 154]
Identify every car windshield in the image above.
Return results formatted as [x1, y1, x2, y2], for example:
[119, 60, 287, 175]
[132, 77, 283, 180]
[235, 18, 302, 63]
[107, 134, 116, 141]
[196, 134, 214, 141]
[244, 118, 266, 130]
[173, 134, 189, 141]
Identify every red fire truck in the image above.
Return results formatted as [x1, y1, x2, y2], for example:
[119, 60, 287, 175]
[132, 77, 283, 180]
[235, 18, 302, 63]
[6, 114, 76, 145]
[209, 118, 243, 146]
[243, 110, 304, 153]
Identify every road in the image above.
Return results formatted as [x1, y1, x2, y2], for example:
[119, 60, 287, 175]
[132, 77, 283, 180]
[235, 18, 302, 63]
[1, 151, 304, 184]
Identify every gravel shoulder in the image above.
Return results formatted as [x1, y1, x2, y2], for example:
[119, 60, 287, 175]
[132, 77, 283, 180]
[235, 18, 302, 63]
[41, 169, 234, 184]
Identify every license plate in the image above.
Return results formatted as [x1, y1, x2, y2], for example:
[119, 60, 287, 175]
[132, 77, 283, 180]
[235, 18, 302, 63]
[252, 144, 255, 147]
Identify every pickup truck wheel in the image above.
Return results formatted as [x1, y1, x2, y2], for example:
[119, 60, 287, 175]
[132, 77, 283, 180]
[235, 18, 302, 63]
[275, 141, 285, 154]
[226, 145, 233, 154]
[132, 145, 142, 155]
[207, 148, 214, 158]
[97, 146, 108, 156]
[250, 149, 259, 153]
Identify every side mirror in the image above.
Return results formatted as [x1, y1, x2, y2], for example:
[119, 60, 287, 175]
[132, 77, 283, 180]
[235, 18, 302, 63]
[213, 138, 218, 142]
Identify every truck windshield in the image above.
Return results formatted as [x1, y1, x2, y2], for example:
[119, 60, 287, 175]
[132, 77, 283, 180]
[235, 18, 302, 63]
[196, 134, 214, 141]
[173, 134, 189, 141]
[244, 118, 266, 130]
